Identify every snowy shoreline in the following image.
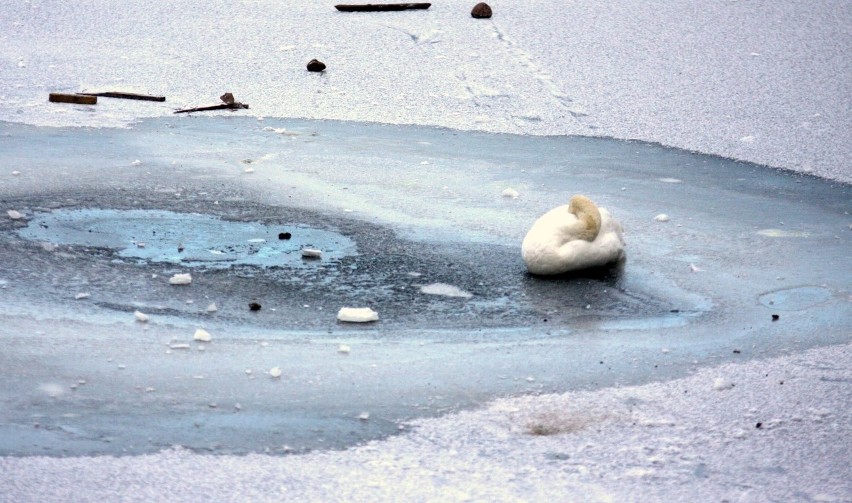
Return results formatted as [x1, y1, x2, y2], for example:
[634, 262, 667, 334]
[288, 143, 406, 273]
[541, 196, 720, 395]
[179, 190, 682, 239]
[2, 1, 850, 183]
[2, 341, 849, 502]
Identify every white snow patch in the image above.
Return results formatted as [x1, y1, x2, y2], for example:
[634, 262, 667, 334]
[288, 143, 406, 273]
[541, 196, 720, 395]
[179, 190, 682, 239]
[712, 377, 735, 391]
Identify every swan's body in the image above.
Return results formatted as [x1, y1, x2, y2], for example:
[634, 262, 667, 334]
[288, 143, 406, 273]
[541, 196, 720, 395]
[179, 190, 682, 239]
[522, 195, 625, 275]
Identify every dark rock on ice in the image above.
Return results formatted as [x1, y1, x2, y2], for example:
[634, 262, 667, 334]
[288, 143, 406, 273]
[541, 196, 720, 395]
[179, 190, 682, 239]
[307, 59, 326, 72]
[471, 2, 492, 18]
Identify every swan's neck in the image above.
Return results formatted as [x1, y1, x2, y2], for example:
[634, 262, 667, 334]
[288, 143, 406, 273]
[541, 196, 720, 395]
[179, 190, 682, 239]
[568, 195, 602, 242]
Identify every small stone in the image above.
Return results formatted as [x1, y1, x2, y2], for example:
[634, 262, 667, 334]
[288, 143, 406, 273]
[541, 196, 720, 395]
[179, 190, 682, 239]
[220, 92, 235, 104]
[771, 314, 780, 321]
[278, 232, 292, 240]
[307, 59, 326, 72]
[249, 302, 262, 311]
[471, 2, 492, 18]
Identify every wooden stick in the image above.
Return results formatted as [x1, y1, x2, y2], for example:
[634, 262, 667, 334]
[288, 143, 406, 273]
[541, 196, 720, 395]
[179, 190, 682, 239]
[335, 3, 431, 12]
[79, 92, 166, 102]
[49, 93, 97, 105]
[173, 103, 249, 114]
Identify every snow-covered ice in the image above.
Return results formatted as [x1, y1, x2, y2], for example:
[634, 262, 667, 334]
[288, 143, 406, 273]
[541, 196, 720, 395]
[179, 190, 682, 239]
[0, 0, 850, 500]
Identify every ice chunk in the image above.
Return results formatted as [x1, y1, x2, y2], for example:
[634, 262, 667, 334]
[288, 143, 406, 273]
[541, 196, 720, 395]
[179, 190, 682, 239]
[419, 283, 473, 299]
[269, 366, 282, 378]
[169, 273, 192, 285]
[193, 328, 212, 342]
[501, 187, 520, 198]
[358, 412, 370, 421]
[169, 343, 190, 350]
[74, 292, 90, 300]
[131, 160, 142, 166]
[337, 307, 379, 323]
[654, 214, 670, 222]
[301, 248, 322, 259]
[206, 302, 218, 313]
[7, 210, 23, 220]
[338, 344, 351, 354]
[133, 310, 149, 323]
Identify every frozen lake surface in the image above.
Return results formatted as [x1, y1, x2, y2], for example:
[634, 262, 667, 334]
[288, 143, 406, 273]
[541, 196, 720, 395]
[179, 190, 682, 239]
[1, 117, 849, 457]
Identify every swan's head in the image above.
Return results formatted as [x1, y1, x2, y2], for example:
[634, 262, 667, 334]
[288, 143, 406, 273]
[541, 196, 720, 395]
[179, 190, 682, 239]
[567, 195, 602, 242]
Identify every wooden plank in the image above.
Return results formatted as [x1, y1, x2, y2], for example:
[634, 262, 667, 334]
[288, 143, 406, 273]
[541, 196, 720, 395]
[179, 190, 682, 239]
[79, 92, 166, 102]
[335, 3, 431, 12]
[173, 103, 249, 114]
[49, 93, 97, 105]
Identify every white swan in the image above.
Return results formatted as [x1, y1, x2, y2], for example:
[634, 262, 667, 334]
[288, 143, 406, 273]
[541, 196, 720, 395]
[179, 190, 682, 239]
[522, 195, 625, 275]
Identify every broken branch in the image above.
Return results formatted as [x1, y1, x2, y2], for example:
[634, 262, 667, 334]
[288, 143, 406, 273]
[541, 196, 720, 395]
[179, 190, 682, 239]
[335, 3, 431, 12]
[79, 92, 166, 102]
[173, 103, 249, 114]
[49, 93, 97, 105]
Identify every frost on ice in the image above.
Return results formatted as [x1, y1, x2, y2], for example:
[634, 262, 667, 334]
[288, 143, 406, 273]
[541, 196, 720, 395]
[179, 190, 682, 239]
[193, 329, 212, 342]
[169, 273, 192, 285]
[337, 307, 379, 323]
